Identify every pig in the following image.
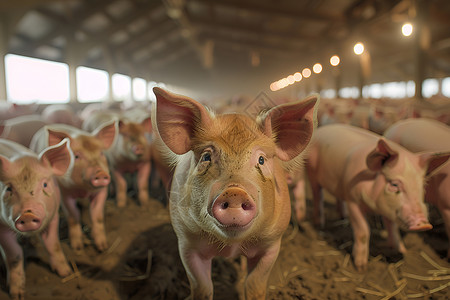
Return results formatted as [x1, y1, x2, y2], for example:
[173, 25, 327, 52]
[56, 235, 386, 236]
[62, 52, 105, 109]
[41, 104, 82, 128]
[152, 87, 319, 300]
[384, 118, 450, 258]
[30, 123, 116, 252]
[0, 138, 72, 300]
[0, 115, 47, 147]
[294, 124, 450, 272]
[82, 111, 152, 207]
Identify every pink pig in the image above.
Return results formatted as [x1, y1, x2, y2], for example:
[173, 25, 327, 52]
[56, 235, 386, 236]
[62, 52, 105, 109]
[30, 123, 116, 252]
[152, 87, 318, 299]
[295, 124, 450, 271]
[0, 138, 72, 300]
[0, 115, 47, 147]
[83, 111, 152, 207]
[384, 118, 450, 258]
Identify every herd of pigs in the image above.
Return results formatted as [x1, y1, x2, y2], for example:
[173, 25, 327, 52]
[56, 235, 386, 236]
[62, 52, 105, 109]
[0, 88, 449, 300]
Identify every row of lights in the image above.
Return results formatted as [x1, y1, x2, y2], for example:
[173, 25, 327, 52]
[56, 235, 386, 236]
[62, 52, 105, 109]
[270, 55, 340, 91]
[270, 22, 414, 92]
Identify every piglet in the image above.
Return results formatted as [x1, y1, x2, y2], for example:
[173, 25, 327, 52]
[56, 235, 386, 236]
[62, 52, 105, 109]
[30, 123, 116, 252]
[295, 124, 450, 271]
[152, 87, 318, 300]
[384, 118, 450, 258]
[83, 111, 152, 207]
[0, 138, 72, 300]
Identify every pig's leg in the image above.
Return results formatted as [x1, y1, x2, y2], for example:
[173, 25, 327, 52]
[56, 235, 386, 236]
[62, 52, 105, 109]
[112, 170, 127, 207]
[347, 201, 370, 272]
[0, 226, 25, 300]
[292, 177, 306, 222]
[308, 171, 324, 227]
[89, 189, 108, 251]
[178, 245, 213, 300]
[61, 195, 84, 252]
[40, 210, 72, 277]
[245, 238, 281, 300]
[382, 217, 406, 254]
[439, 206, 450, 259]
[136, 161, 151, 206]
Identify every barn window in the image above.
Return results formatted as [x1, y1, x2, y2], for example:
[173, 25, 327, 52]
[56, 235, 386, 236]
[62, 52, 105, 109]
[5, 54, 69, 104]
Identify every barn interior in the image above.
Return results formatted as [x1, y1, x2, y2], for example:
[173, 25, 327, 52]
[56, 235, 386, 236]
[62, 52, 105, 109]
[0, 1, 450, 300]
[1, 0, 450, 102]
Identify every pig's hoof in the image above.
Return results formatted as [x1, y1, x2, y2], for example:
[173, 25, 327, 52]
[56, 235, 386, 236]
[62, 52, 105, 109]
[10, 285, 25, 300]
[95, 239, 108, 252]
[55, 264, 73, 277]
[117, 199, 127, 208]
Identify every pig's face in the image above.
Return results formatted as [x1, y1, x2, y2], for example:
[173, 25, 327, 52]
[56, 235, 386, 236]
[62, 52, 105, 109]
[372, 158, 428, 231]
[154, 87, 318, 246]
[178, 114, 284, 242]
[117, 119, 151, 161]
[67, 135, 111, 190]
[366, 139, 435, 231]
[0, 157, 58, 235]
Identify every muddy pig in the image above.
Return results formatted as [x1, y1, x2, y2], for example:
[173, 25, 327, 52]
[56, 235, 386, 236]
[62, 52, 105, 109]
[295, 124, 450, 272]
[30, 123, 116, 252]
[384, 118, 450, 258]
[83, 111, 152, 207]
[0, 138, 72, 299]
[152, 87, 319, 299]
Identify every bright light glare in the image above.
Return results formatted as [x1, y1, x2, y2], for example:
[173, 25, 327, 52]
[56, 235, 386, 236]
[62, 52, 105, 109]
[133, 78, 147, 101]
[5, 54, 70, 103]
[77, 66, 109, 103]
[330, 55, 340, 66]
[302, 68, 311, 78]
[354, 42, 364, 55]
[270, 82, 278, 91]
[112, 73, 132, 101]
[287, 75, 295, 85]
[293, 72, 302, 82]
[313, 63, 322, 74]
[402, 23, 413, 37]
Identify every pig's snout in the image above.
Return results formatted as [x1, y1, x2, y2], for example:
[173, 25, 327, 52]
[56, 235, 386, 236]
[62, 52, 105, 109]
[212, 187, 256, 228]
[132, 144, 145, 156]
[15, 211, 42, 232]
[407, 219, 433, 231]
[91, 170, 110, 187]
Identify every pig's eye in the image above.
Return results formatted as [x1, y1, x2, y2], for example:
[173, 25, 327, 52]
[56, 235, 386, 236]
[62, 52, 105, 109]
[43, 182, 48, 188]
[5, 185, 12, 192]
[387, 181, 400, 194]
[202, 152, 211, 162]
[258, 156, 265, 165]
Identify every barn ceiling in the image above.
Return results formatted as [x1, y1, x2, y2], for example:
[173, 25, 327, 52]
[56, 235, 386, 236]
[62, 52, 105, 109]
[1, 0, 450, 99]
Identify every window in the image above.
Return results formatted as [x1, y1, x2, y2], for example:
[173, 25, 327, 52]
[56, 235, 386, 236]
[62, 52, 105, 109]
[5, 54, 69, 103]
[77, 66, 109, 103]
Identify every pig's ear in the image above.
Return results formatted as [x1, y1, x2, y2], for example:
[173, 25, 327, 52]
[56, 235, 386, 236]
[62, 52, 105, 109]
[418, 151, 450, 177]
[261, 94, 319, 161]
[153, 87, 212, 155]
[47, 129, 71, 146]
[0, 155, 12, 179]
[366, 139, 399, 171]
[141, 117, 152, 134]
[39, 138, 72, 176]
[93, 120, 117, 149]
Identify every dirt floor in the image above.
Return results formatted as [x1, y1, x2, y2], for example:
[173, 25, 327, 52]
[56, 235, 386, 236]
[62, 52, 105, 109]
[0, 184, 449, 300]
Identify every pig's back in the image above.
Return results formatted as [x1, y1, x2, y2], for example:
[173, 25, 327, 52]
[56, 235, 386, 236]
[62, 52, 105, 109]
[309, 124, 379, 194]
[0, 138, 36, 160]
[384, 118, 450, 152]
[82, 111, 119, 132]
[312, 124, 379, 161]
